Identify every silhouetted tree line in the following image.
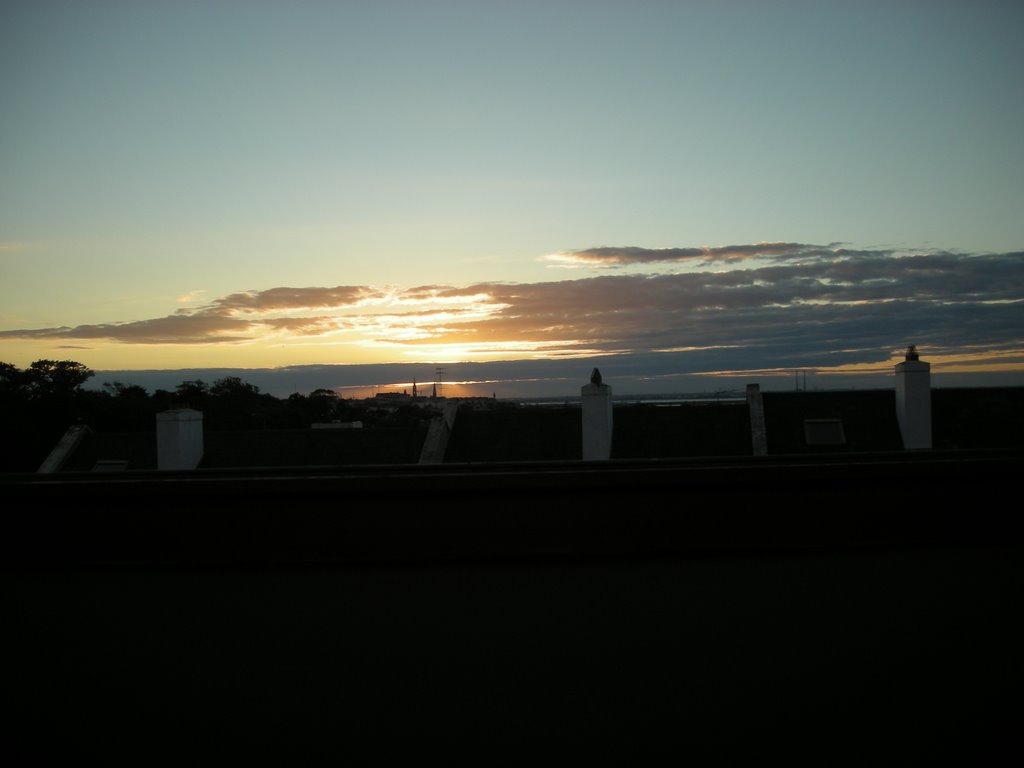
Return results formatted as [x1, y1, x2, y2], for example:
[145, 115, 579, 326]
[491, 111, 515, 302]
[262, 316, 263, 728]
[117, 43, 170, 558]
[0, 360, 432, 472]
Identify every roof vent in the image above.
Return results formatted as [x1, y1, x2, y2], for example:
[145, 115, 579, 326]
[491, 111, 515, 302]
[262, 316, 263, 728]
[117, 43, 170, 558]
[804, 418, 846, 446]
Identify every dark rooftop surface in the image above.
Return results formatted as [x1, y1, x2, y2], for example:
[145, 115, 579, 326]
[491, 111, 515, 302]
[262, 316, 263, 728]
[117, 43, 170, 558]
[932, 386, 1024, 449]
[7, 450, 1021, 564]
[57, 425, 428, 470]
[446, 401, 752, 462]
[761, 389, 903, 453]
[445, 405, 582, 461]
[7, 452, 1023, 760]
[762, 386, 1024, 453]
[59, 430, 156, 471]
[199, 425, 427, 468]
[11, 544, 1021, 761]
[612, 401, 753, 458]
[8, 386, 1024, 759]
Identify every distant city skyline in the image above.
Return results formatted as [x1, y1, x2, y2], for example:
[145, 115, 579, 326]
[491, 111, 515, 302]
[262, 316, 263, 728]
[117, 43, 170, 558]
[81, 349, 1024, 401]
[2, 2, 1022, 390]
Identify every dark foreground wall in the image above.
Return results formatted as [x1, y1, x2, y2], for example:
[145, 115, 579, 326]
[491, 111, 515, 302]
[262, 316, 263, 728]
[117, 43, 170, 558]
[6, 451, 1023, 761]
[5, 450, 1022, 564]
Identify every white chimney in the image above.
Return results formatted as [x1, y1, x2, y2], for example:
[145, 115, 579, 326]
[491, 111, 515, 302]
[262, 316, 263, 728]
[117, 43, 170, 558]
[156, 408, 204, 470]
[746, 383, 768, 456]
[582, 368, 613, 460]
[895, 345, 932, 450]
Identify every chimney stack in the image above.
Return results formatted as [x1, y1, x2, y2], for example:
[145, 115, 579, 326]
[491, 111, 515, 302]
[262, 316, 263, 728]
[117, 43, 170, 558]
[157, 408, 204, 470]
[582, 368, 613, 460]
[895, 345, 932, 450]
[746, 383, 768, 456]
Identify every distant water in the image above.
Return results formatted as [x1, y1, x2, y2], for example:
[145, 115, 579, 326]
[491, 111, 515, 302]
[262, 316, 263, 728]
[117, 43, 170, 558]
[516, 392, 746, 407]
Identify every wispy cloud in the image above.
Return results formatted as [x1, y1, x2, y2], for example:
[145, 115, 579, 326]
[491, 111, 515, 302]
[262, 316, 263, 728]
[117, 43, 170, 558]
[542, 242, 887, 268]
[2, 247, 1022, 376]
[0, 285, 392, 344]
[206, 285, 384, 313]
[1, 314, 256, 344]
[176, 289, 207, 304]
[0, 241, 40, 256]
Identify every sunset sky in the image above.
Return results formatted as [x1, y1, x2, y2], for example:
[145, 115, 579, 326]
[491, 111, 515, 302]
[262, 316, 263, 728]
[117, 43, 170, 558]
[2, 1, 1022, 395]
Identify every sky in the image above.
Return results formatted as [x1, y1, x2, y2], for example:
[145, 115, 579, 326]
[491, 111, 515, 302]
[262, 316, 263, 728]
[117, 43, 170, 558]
[2, 0, 1022, 396]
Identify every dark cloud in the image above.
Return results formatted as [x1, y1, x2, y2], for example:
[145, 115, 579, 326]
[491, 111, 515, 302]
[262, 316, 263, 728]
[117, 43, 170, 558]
[546, 242, 892, 267]
[209, 285, 382, 313]
[2, 248, 1021, 380]
[0, 285, 386, 345]
[261, 316, 347, 335]
[0, 313, 257, 344]
[373, 250, 1024, 370]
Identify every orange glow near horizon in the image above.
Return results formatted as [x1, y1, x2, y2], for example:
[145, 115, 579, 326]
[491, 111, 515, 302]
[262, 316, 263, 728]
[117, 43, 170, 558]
[4, 335, 1024, 383]
[691, 347, 1024, 381]
[332, 380, 501, 400]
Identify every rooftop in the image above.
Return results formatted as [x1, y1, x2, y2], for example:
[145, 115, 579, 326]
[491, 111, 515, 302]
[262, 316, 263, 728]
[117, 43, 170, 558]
[13, 385, 1024, 474]
[8, 381, 1023, 760]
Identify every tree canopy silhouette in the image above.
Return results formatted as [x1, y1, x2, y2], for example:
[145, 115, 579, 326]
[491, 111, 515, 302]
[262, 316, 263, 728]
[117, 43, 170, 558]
[0, 359, 437, 470]
[1, 359, 94, 399]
